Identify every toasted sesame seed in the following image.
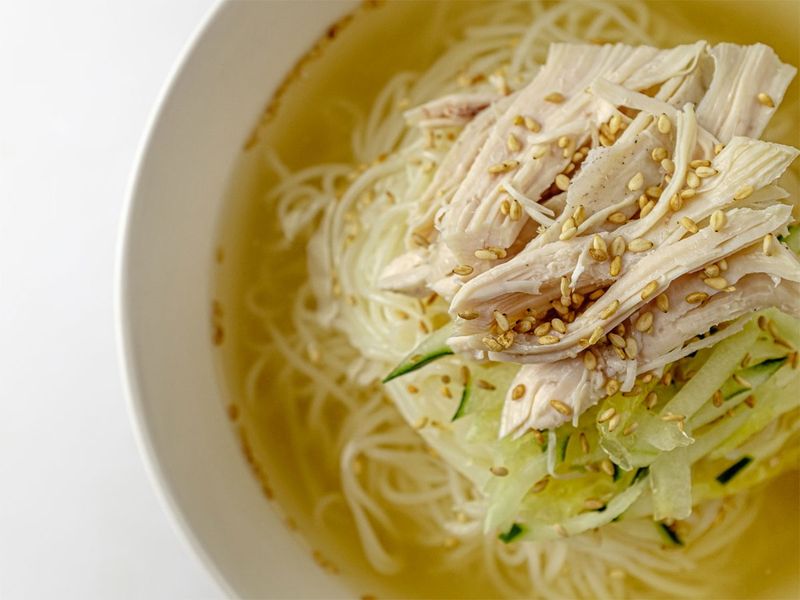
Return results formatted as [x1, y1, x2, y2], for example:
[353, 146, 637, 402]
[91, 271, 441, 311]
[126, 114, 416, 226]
[599, 134, 613, 147]
[474, 249, 497, 261]
[763, 234, 774, 256]
[600, 299, 621, 319]
[625, 337, 639, 359]
[718, 258, 728, 271]
[622, 422, 639, 436]
[493, 310, 510, 331]
[557, 135, 570, 148]
[511, 384, 526, 400]
[488, 246, 507, 259]
[482, 336, 504, 351]
[590, 248, 609, 262]
[513, 115, 525, 126]
[679, 216, 699, 234]
[488, 160, 520, 174]
[704, 264, 720, 278]
[598, 407, 616, 423]
[551, 318, 567, 334]
[524, 116, 541, 132]
[539, 335, 559, 345]
[589, 326, 604, 345]
[555, 173, 571, 191]
[560, 275, 571, 298]
[635, 312, 654, 332]
[645, 186, 662, 199]
[695, 166, 717, 178]
[757, 315, 769, 330]
[514, 319, 533, 333]
[407, 384, 419, 394]
[600, 458, 616, 476]
[534, 322, 551, 337]
[490, 466, 509, 476]
[627, 172, 644, 191]
[507, 133, 522, 152]
[609, 114, 622, 134]
[637, 194, 649, 210]
[757, 92, 774, 107]
[531, 145, 547, 159]
[453, 264, 474, 276]
[606, 238, 625, 259]
[714, 143, 724, 155]
[656, 293, 669, 313]
[660, 159, 675, 177]
[680, 188, 696, 200]
[609, 255, 622, 277]
[685, 291, 709, 304]
[441, 386, 452, 399]
[686, 171, 700, 189]
[657, 113, 672, 134]
[583, 351, 597, 370]
[661, 412, 685, 423]
[608, 332, 626, 348]
[641, 280, 659, 300]
[605, 379, 620, 396]
[544, 91, 565, 103]
[592, 234, 608, 253]
[509, 199, 522, 220]
[645, 391, 658, 409]
[608, 212, 628, 224]
[572, 292, 585, 307]
[651, 147, 668, 162]
[733, 373, 752, 389]
[550, 399, 573, 416]
[500, 199, 510, 215]
[457, 310, 479, 320]
[498, 330, 515, 349]
[689, 159, 710, 169]
[639, 200, 655, 218]
[589, 289, 605, 300]
[711, 390, 723, 407]
[476, 379, 496, 390]
[734, 185, 754, 200]
[668, 194, 682, 212]
[607, 414, 622, 432]
[559, 227, 578, 241]
[704, 276, 728, 290]
[628, 238, 654, 253]
[531, 477, 549, 493]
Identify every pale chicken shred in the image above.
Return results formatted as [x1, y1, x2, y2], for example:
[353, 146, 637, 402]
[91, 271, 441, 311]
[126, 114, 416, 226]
[379, 41, 800, 436]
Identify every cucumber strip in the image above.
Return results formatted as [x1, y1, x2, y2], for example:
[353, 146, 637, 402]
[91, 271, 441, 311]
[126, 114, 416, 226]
[780, 224, 800, 253]
[715, 456, 753, 484]
[451, 369, 472, 421]
[559, 433, 571, 462]
[630, 466, 650, 486]
[498, 522, 525, 543]
[382, 322, 455, 382]
[656, 522, 684, 546]
[517, 477, 648, 542]
[650, 446, 691, 520]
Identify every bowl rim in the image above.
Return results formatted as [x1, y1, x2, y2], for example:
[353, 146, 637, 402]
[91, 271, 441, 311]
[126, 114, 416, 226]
[113, 0, 234, 596]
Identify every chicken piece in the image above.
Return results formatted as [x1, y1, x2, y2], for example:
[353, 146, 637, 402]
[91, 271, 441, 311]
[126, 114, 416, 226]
[404, 92, 501, 129]
[500, 243, 800, 436]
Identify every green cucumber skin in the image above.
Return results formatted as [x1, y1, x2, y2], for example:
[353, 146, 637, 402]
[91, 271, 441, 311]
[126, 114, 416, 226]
[715, 456, 753, 484]
[382, 347, 454, 383]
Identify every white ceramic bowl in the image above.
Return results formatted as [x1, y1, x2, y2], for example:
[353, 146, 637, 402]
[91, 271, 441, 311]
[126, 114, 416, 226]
[117, 1, 356, 597]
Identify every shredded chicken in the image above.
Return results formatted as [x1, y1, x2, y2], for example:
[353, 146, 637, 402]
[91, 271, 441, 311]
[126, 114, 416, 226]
[379, 40, 800, 435]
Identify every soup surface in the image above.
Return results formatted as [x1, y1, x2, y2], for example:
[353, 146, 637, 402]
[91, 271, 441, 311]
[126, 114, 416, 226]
[214, 2, 800, 598]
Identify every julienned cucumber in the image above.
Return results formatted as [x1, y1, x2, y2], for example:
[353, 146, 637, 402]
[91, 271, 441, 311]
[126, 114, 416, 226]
[382, 322, 455, 383]
[780, 224, 800, 254]
[656, 522, 684, 546]
[451, 368, 472, 421]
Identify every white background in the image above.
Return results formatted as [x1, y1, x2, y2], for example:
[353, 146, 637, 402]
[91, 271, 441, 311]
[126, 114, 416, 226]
[0, 1, 224, 597]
